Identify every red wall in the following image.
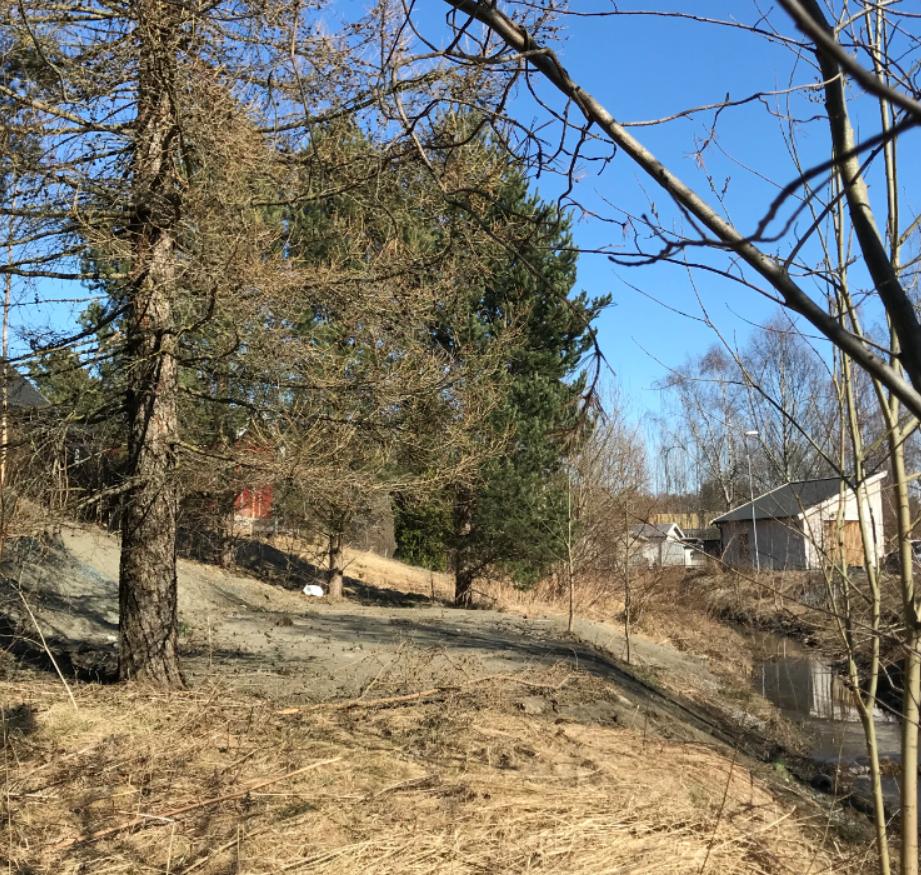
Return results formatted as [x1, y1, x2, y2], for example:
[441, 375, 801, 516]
[233, 485, 273, 519]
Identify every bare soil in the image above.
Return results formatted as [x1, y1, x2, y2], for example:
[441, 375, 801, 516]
[2, 527, 724, 703]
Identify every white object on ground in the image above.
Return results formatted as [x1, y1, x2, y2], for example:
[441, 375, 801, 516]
[302, 583, 325, 597]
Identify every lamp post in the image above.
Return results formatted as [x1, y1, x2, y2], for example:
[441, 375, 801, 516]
[743, 430, 760, 571]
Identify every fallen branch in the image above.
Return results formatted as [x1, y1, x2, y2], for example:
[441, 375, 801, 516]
[54, 756, 342, 849]
[309, 688, 445, 711]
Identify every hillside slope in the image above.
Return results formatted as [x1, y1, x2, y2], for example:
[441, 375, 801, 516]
[0, 524, 876, 873]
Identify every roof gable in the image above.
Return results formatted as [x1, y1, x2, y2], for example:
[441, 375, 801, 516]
[3, 365, 48, 409]
[631, 522, 684, 540]
[711, 475, 886, 524]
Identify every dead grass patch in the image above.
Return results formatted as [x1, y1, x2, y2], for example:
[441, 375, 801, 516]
[2, 668, 869, 874]
[264, 534, 455, 601]
[476, 569, 758, 687]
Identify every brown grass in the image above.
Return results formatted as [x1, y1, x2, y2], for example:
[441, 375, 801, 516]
[473, 567, 760, 686]
[2, 666, 870, 875]
[268, 534, 455, 601]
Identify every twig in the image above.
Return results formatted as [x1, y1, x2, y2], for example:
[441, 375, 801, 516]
[53, 756, 342, 849]
[699, 748, 738, 874]
[181, 829, 272, 874]
[308, 688, 445, 711]
[14, 580, 78, 713]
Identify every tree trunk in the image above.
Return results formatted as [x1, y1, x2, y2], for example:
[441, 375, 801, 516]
[217, 497, 236, 568]
[453, 487, 474, 608]
[623, 505, 632, 665]
[889, 415, 919, 875]
[566, 478, 575, 634]
[1, 219, 10, 495]
[327, 532, 344, 599]
[454, 567, 475, 608]
[901, 634, 921, 874]
[118, 0, 183, 686]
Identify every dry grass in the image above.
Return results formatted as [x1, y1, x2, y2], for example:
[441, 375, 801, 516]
[2, 666, 870, 875]
[267, 534, 455, 601]
[702, 571, 823, 634]
[474, 568, 759, 687]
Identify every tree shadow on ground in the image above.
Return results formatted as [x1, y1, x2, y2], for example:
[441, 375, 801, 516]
[231, 538, 438, 608]
[0, 536, 118, 681]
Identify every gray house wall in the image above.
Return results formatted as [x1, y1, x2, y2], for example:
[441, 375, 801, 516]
[717, 517, 807, 570]
[630, 524, 692, 567]
[757, 518, 807, 570]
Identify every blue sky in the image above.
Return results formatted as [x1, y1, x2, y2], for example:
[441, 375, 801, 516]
[406, 3, 921, 427]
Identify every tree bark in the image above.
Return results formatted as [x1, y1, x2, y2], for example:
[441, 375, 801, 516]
[452, 487, 475, 608]
[327, 532, 344, 599]
[566, 477, 575, 634]
[892, 433, 919, 875]
[217, 496, 236, 569]
[118, 0, 183, 685]
[454, 566, 475, 608]
[1, 219, 10, 496]
[901, 635, 921, 873]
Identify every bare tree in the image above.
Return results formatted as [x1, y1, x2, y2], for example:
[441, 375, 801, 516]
[554, 392, 647, 632]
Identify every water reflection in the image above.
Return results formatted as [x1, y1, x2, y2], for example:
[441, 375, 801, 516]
[760, 653, 871, 722]
[752, 633, 900, 764]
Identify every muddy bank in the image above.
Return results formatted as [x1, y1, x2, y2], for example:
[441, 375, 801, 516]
[591, 569, 905, 820]
[568, 623, 863, 808]
[702, 571, 822, 641]
[749, 629, 911, 819]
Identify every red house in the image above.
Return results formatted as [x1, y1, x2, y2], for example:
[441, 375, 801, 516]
[233, 484, 274, 533]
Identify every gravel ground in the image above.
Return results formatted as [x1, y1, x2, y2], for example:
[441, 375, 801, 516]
[0, 526, 720, 702]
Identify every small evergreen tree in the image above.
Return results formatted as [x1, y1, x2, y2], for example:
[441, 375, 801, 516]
[395, 148, 606, 605]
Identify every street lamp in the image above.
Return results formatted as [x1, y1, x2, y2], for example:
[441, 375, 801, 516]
[743, 429, 760, 571]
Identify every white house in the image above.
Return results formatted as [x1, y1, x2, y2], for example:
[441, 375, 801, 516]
[712, 474, 887, 571]
[629, 522, 703, 567]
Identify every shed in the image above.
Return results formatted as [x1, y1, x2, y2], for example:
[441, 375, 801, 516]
[683, 526, 721, 558]
[629, 522, 699, 567]
[712, 474, 886, 571]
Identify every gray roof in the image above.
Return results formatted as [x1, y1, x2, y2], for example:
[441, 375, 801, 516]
[630, 522, 683, 541]
[3, 365, 48, 409]
[712, 478, 848, 524]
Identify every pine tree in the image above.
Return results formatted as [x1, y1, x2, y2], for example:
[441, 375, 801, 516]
[395, 155, 606, 605]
